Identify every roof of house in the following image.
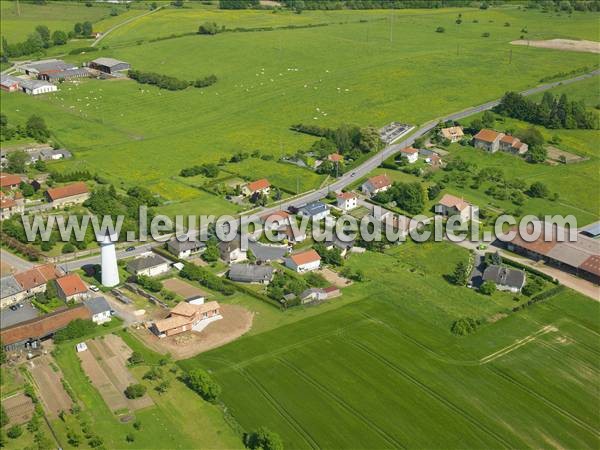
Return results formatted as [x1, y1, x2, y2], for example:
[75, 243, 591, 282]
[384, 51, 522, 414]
[337, 191, 357, 200]
[46, 182, 89, 201]
[323, 286, 340, 294]
[246, 178, 271, 192]
[167, 237, 206, 253]
[170, 301, 200, 318]
[84, 296, 111, 315]
[260, 210, 290, 223]
[160, 301, 221, 330]
[56, 273, 87, 297]
[127, 254, 169, 273]
[229, 264, 274, 283]
[90, 57, 129, 68]
[500, 134, 526, 149]
[218, 236, 243, 254]
[15, 264, 61, 291]
[0, 304, 91, 345]
[0, 197, 16, 209]
[482, 265, 526, 289]
[473, 129, 502, 143]
[289, 249, 321, 266]
[0, 174, 22, 187]
[437, 193, 470, 212]
[364, 174, 392, 190]
[0, 276, 23, 300]
[400, 146, 419, 155]
[298, 201, 329, 217]
[440, 126, 464, 139]
[328, 153, 343, 162]
[580, 221, 600, 238]
[152, 315, 190, 333]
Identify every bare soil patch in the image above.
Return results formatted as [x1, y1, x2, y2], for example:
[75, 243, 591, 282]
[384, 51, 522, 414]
[189, 257, 208, 267]
[29, 355, 72, 417]
[137, 304, 253, 359]
[546, 145, 587, 164]
[78, 335, 153, 413]
[2, 393, 34, 425]
[163, 278, 209, 299]
[510, 39, 600, 54]
[317, 267, 353, 288]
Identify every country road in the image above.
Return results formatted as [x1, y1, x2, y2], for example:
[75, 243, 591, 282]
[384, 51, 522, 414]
[91, 5, 165, 47]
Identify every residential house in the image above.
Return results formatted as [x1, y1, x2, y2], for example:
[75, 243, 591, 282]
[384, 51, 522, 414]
[297, 201, 330, 221]
[499, 135, 528, 154]
[286, 249, 321, 273]
[328, 153, 344, 163]
[84, 296, 112, 324]
[482, 265, 526, 293]
[299, 286, 341, 304]
[435, 194, 477, 222]
[361, 174, 392, 197]
[46, 182, 90, 208]
[56, 273, 88, 302]
[472, 129, 503, 152]
[0, 174, 22, 190]
[127, 254, 170, 277]
[260, 210, 290, 231]
[167, 237, 206, 259]
[0, 193, 24, 220]
[88, 57, 130, 74]
[399, 147, 419, 164]
[243, 178, 271, 197]
[0, 304, 91, 351]
[0, 75, 20, 92]
[275, 226, 306, 244]
[336, 192, 358, 212]
[228, 264, 275, 284]
[14, 264, 63, 301]
[151, 301, 221, 338]
[439, 126, 464, 143]
[218, 237, 247, 264]
[323, 235, 355, 257]
[0, 276, 26, 309]
[426, 153, 443, 168]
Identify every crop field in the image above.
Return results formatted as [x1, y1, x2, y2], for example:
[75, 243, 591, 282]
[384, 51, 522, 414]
[2, 6, 599, 219]
[179, 242, 600, 449]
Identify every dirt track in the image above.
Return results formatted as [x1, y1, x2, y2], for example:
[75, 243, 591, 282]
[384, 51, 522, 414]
[29, 355, 72, 417]
[511, 39, 600, 54]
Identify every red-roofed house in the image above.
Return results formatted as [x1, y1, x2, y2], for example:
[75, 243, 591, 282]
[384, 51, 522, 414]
[243, 178, 271, 197]
[399, 147, 419, 164]
[435, 194, 477, 222]
[261, 210, 290, 230]
[0, 174, 23, 190]
[499, 135, 529, 154]
[472, 129, 504, 152]
[151, 300, 222, 338]
[286, 249, 321, 273]
[0, 192, 24, 220]
[46, 182, 90, 208]
[55, 273, 88, 302]
[336, 191, 358, 211]
[328, 153, 343, 163]
[361, 174, 392, 197]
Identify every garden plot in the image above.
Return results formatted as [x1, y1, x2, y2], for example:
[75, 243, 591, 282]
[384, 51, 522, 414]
[29, 355, 72, 417]
[546, 146, 588, 164]
[77, 335, 154, 413]
[2, 393, 34, 425]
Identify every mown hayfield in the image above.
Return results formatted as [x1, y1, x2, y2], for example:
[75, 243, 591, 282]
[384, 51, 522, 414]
[179, 243, 600, 449]
[2, 8, 599, 196]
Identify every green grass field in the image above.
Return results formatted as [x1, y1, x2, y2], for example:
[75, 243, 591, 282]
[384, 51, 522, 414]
[179, 242, 600, 449]
[2, 6, 599, 218]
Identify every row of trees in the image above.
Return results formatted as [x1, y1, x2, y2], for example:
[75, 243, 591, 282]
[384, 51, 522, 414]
[128, 70, 218, 91]
[180, 262, 235, 295]
[1, 113, 51, 146]
[494, 91, 596, 130]
[180, 163, 220, 178]
[526, 0, 600, 12]
[280, 0, 472, 11]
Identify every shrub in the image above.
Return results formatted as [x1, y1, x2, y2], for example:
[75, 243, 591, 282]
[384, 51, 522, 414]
[479, 281, 496, 295]
[128, 351, 144, 365]
[198, 22, 222, 35]
[53, 319, 96, 343]
[7, 425, 22, 439]
[126, 433, 135, 442]
[436, 26, 445, 33]
[451, 317, 479, 336]
[194, 74, 218, 88]
[244, 427, 284, 450]
[182, 368, 221, 402]
[482, 32, 490, 37]
[124, 384, 147, 399]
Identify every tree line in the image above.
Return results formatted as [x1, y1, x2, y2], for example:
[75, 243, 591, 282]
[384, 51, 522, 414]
[128, 69, 218, 91]
[494, 91, 596, 130]
[1, 113, 51, 146]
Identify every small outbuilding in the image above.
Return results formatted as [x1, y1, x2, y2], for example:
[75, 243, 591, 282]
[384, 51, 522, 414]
[228, 264, 274, 284]
[84, 296, 112, 324]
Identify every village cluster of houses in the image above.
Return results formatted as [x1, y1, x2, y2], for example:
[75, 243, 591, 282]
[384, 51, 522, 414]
[1, 57, 130, 96]
[0, 174, 90, 220]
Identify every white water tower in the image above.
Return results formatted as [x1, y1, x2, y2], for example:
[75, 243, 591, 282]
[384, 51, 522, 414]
[96, 231, 120, 287]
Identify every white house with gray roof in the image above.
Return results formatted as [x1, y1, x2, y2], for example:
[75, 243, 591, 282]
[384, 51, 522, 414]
[84, 296, 112, 324]
[127, 253, 170, 277]
[482, 265, 526, 293]
[228, 264, 275, 284]
[167, 237, 206, 259]
[0, 276, 26, 309]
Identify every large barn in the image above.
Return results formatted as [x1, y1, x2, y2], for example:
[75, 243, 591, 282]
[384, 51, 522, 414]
[88, 57, 130, 74]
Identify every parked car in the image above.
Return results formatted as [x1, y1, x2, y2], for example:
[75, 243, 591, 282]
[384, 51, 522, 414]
[126, 246, 135, 252]
[89, 285, 99, 292]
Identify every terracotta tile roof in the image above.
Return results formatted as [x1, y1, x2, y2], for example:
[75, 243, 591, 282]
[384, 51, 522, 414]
[579, 255, 600, 278]
[153, 301, 221, 333]
[504, 226, 559, 256]
[14, 264, 61, 290]
[0, 197, 16, 209]
[153, 315, 190, 333]
[56, 273, 87, 297]
[474, 129, 502, 143]
[337, 191, 357, 200]
[328, 153, 343, 162]
[500, 135, 517, 144]
[366, 174, 392, 190]
[247, 178, 270, 193]
[290, 249, 321, 266]
[46, 182, 89, 201]
[0, 174, 22, 188]
[400, 146, 418, 155]
[261, 210, 290, 223]
[0, 304, 91, 345]
[170, 301, 199, 318]
[438, 194, 470, 212]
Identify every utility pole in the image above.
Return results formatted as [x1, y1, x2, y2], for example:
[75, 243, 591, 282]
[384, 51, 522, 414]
[16, 0, 21, 16]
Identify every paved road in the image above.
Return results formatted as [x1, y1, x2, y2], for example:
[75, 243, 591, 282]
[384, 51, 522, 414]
[57, 242, 155, 272]
[1, 249, 34, 273]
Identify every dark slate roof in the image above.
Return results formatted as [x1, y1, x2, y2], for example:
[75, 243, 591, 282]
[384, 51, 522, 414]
[45, 68, 89, 79]
[127, 254, 169, 272]
[228, 264, 274, 283]
[482, 265, 525, 289]
[323, 235, 355, 250]
[218, 236, 242, 253]
[90, 57, 129, 68]
[84, 296, 111, 315]
[298, 201, 329, 217]
[25, 60, 75, 73]
[1, 276, 23, 299]
[580, 221, 600, 238]
[167, 237, 206, 253]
